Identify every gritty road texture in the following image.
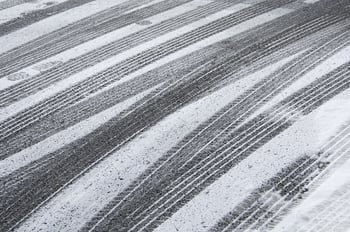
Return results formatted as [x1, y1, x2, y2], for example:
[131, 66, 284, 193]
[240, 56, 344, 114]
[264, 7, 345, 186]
[1, 0, 350, 231]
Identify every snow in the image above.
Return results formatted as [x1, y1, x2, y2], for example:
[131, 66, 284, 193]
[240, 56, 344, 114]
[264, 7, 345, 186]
[123, 0, 171, 13]
[0, 3, 293, 123]
[0, 86, 162, 178]
[83, 6, 293, 101]
[0, 0, 69, 24]
[246, 43, 350, 130]
[272, 88, 350, 232]
[154, 36, 350, 232]
[15, 50, 295, 232]
[1, 1, 346, 231]
[0, 3, 253, 122]
[153, 57, 320, 232]
[0, 0, 131, 54]
[304, 0, 321, 3]
[0, 0, 211, 90]
[155, 80, 350, 232]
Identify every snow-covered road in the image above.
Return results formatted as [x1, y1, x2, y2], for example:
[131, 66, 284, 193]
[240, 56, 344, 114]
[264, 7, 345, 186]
[0, 0, 350, 231]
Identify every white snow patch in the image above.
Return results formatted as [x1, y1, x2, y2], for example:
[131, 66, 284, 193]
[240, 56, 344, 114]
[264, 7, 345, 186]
[304, 0, 321, 3]
[122, 0, 166, 14]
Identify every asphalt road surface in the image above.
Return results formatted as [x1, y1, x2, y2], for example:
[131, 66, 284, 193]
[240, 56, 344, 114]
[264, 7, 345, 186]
[1, 0, 350, 231]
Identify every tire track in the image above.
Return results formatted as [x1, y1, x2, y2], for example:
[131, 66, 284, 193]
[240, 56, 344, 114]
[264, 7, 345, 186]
[6, 3, 341, 169]
[0, 0, 98, 36]
[0, 0, 301, 141]
[0, 0, 344, 188]
[117, 61, 350, 232]
[209, 156, 321, 232]
[0, 34, 303, 186]
[80, 31, 350, 232]
[255, 127, 350, 231]
[0, 0, 191, 76]
[0, 1, 348, 230]
[211, 122, 350, 232]
[0, 0, 155, 56]
[1, 0, 348, 167]
[295, 180, 350, 232]
[0, 40, 311, 188]
[0, 0, 233, 106]
[2, 14, 348, 178]
[0, 44, 219, 160]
